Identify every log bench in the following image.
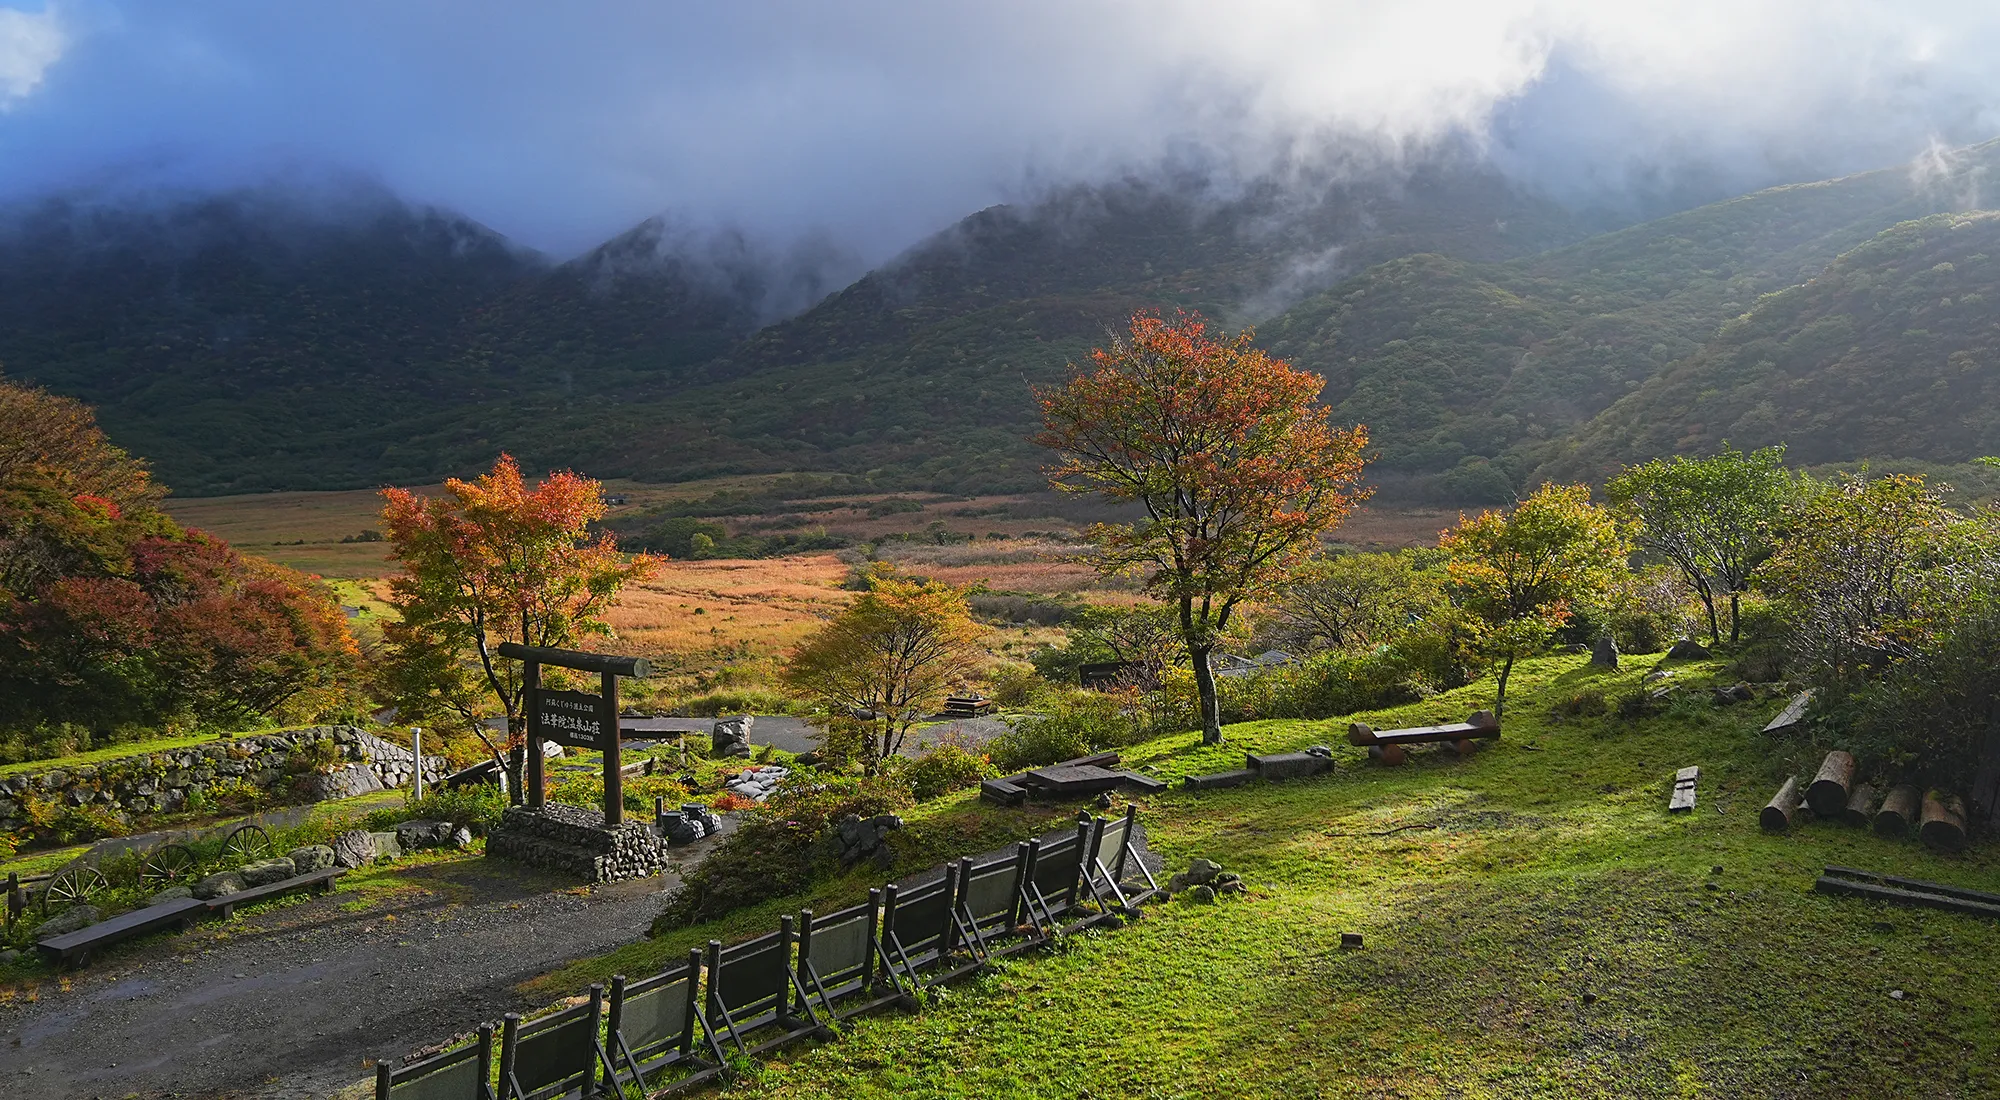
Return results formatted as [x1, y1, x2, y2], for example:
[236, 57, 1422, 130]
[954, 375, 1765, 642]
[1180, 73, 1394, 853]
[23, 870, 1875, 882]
[943, 695, 995, 718]
[205, 867, 344, 920]
[37, 896, 208, 968]
[1346, 712, 1500, 764]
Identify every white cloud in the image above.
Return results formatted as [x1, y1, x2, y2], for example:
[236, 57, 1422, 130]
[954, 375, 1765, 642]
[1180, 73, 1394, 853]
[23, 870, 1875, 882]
[0, 4, 63, 109]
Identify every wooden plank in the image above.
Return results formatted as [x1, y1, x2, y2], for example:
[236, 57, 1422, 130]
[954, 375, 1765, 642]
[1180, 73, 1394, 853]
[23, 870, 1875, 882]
[37, 896, 207, 961]
[1116, 773, 1168, 794]
[1813, 875, 2000, 920]
[205, 868, 342, 918]
[1370, 723, 1504, 746]
[1762, 690, 1813, 735]
[979, 779, 1026, 806]
[1183, 769, 1255, 790]
[1823, 866, 2000, 908]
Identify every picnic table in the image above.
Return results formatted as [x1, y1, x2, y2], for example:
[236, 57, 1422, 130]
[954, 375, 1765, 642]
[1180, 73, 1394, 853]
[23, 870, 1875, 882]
[38, 896, 207, 967]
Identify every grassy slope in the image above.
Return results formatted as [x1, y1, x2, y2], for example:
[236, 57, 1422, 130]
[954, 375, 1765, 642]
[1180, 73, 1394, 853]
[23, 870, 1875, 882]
[572, 653, 2000, 1098]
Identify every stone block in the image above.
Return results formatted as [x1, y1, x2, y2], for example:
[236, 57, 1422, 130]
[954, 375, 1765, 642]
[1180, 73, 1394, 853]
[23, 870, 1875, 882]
[239, 857, 297, 887]
[331, 829, 377, 868]
[1246, 752, 1332, 780]
[370, 831, 404, 860]
[193, 871, 246, 900]
[288, 845, 337, 874]
[38, 904, 102, 937]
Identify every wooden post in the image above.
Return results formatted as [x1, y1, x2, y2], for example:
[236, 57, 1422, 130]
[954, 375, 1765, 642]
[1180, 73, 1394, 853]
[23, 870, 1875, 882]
[524, 660, 545, 809]
[411, 728, 424, 801]
[1806, 751, 1855, 817]
[1876, 784, 1921, 838]
[1921, 791, 1967, 853]
[585, 984, 604, 1094]
[1842, 783, 1879, 828]
[601, 668, 622, 826]
[1761, 776, 1801, 832]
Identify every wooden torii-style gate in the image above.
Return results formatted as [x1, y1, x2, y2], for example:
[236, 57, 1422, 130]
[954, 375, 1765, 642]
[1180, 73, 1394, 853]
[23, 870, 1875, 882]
[497, 642, 650, 825]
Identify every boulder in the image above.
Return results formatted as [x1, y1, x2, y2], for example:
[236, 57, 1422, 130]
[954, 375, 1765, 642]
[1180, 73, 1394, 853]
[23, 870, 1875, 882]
[193, 871, 246, 900]
[147, 885, 195, 905]
[1178, 884, 1216, 904]
[239, 857, 297, 887]
[1590, 633, 1620, 669]
[331, 829, 377, 869]
[287, 845, 337, 874]
[370, 831, 405, 860]
[396, 819, 456, 850]
[450, 825, 475, 850]
[0, 948, 19, 965]
[712, 716, 755, 758]
[1667, 638, 1711, 660]
[1167, 858, 1223, 894]
[38, 904, 102, 937]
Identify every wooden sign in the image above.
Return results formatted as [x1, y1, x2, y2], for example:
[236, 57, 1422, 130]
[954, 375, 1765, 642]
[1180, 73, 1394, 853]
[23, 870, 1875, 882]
[534, 689, 614, 750]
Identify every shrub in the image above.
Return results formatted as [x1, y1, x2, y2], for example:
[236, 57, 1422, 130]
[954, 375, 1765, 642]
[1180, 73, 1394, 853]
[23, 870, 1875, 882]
[653, 775, 911, 929]
[364, 785, 509, 834]
[899, 743, 989, 801]
[987, 690, 1138, 771]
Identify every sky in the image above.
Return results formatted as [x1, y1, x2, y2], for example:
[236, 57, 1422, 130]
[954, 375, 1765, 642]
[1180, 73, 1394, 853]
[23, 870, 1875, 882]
[3, 1, 2000, 261]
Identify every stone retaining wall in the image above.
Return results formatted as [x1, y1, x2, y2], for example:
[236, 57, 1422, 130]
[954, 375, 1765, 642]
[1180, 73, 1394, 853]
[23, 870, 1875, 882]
[485, 803, 669, 883]
[0, 726, 446, 836]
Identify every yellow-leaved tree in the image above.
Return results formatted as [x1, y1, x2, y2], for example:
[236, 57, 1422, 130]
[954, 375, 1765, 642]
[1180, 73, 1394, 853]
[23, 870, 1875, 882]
[1439, 482, 1630, 721]
[783, 575, 984, 774]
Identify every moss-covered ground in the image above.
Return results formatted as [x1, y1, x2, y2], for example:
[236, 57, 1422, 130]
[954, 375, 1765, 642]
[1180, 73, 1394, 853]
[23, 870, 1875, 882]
[554, 652, 2000, 1099]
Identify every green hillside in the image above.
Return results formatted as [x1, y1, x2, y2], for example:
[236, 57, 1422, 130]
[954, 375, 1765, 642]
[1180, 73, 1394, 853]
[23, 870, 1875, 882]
[1260, 142, 2000, 500]
[1547, 210, 2000, 480]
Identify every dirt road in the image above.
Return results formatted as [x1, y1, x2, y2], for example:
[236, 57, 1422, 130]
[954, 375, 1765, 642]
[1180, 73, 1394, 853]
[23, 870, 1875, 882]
[1, 844, 714, 1099]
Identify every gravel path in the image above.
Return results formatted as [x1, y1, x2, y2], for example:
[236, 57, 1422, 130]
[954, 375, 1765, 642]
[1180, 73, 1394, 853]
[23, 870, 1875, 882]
[0, 821, 739, 1100]
[0, 807, 1160, 1099]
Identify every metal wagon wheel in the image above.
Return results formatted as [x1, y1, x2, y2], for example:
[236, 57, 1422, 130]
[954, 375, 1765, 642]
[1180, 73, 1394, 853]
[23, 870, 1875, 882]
[222, 824, 274, 864]
[41, 866, 109, 914]
[141, 843, 199, 887]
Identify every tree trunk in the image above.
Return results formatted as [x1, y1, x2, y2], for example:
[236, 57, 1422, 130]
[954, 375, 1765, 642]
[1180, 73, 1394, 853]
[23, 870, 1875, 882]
[1761, 776, 1801, 832]
[1875, 784, 1921, 838]
[1842, 783, 1879, 828]
[1728, 592, 1743, 646]
[1921, 791, 1967, 853]
[1494, 654, 1516, 723]
[1189, 641, 1221, 745]
[1699, 585, 1721, 647]
[1806, 751, 1856, 817]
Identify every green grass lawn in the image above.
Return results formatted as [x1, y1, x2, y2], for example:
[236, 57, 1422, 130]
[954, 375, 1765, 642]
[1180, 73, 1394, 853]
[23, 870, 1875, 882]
[553, 652, 2000, 1098]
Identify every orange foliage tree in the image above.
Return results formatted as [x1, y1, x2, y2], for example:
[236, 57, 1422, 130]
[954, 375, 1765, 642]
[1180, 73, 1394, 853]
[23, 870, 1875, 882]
[379, 455, 658, 799]
[1035, 310, 1370, 744]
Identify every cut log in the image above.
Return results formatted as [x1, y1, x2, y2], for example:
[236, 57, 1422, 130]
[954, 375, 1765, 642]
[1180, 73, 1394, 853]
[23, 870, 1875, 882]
[1346, 722, 1377, 746]
[1466, 709, 1498, 730]
[1921, 792, 1968, 853]
[1448, 738, 1480, 757]
[1842, 783, 1878, 828]
[1806, 751, 1856, 817]
[1761, 777, 1802, 833]
[1366, 744, 1407, 766]
[1875, 785, 1922, 838]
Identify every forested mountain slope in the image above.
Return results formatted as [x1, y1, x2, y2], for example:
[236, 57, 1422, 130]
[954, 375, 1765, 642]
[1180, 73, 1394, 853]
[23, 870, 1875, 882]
[0, 192, 789, 493]
[1546, 210, 2000, 479]
[1259, 141, 2000, 500]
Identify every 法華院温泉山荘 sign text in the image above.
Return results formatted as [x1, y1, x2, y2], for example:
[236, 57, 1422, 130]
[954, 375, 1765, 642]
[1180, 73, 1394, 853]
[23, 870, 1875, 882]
[533, 689, 613, 750]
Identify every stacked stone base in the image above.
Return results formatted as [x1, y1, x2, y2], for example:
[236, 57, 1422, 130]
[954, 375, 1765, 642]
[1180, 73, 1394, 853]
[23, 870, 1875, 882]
[485, 803, 669, 884]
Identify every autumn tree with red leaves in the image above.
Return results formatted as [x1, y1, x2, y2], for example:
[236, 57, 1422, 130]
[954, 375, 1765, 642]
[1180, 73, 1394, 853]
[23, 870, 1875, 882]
[1036, 310, 1370, 744]
[0, 378, 358, 751]
[378, 455, 658, 800]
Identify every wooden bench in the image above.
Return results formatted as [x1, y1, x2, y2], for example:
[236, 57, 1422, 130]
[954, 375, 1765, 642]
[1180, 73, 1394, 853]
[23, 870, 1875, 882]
[205, 867, 343, 920]
[1346, 711, 1499, 764]
[943, 695, 995, 718]
[978, 753, 1165, 805]
[37, 895, 208, 967]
